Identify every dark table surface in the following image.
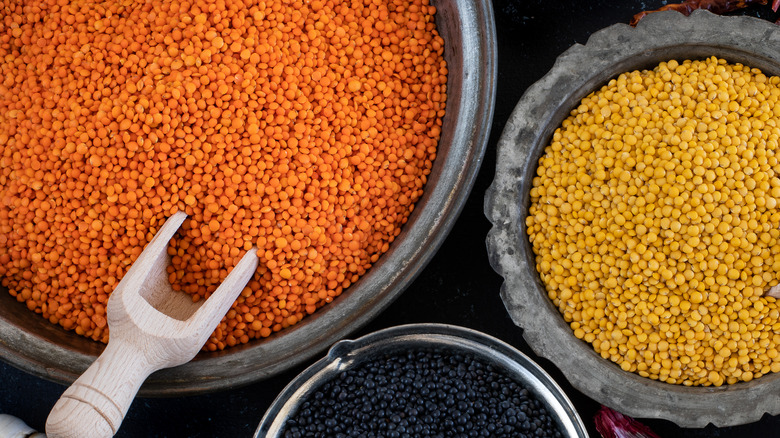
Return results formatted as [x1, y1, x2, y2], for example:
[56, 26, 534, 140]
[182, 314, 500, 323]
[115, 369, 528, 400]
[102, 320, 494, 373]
[4, 1, 780, 437]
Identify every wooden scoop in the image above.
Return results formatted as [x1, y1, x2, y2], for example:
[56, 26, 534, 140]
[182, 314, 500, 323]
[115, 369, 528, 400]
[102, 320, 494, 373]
[45, 211, 259, 438]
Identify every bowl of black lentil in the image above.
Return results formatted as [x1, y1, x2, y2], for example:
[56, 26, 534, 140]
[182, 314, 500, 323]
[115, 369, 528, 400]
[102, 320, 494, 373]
[254, 323, 587, 438]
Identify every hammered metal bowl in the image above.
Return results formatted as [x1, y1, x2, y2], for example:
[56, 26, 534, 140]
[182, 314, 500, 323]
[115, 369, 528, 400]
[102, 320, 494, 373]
[485, 10, 780, 428]
[0, 0, 496, 395]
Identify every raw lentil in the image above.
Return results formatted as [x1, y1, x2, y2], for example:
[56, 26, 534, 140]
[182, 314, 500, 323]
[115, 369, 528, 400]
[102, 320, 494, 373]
[0, 0, 447, 350]
[527, 57, 780, 386]
[281, 348, 564, 438]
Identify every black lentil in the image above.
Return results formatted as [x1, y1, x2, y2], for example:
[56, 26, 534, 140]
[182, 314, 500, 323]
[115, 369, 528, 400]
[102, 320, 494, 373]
[281, 348, 564, 438]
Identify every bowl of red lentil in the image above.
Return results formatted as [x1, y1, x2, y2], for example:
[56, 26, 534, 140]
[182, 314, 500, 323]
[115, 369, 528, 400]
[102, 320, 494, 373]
[486, 10, 780, 428]
[0, 0, 496, 394]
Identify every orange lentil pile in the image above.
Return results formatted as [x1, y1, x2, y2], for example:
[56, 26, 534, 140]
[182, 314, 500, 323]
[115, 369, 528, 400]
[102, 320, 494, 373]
[0, 0, 447, 350]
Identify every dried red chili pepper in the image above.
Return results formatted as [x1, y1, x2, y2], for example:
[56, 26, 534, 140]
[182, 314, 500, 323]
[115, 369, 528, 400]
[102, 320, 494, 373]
[631, 0, 768, 25]
[594, 406, 662, 438]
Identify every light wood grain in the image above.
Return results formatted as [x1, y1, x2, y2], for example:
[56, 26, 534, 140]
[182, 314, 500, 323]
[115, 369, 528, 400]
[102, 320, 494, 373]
[45, 212, 259, 438]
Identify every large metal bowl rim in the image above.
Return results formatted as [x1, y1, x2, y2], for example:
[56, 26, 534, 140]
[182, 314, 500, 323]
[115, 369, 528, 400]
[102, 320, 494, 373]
[0, 0, 497, 395]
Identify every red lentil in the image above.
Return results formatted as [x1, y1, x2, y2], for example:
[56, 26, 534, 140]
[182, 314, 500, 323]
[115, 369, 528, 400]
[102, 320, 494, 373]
[0, 0, 447, 350]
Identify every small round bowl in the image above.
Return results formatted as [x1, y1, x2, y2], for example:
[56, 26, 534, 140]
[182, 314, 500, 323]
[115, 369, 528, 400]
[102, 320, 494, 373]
[485, 10, 780, 428]
[0, 0, 496, 395]
[254, 323, 588, 437]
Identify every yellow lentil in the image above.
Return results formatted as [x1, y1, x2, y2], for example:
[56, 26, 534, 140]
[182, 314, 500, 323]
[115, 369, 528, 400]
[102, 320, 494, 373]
[527, 57, 780, 386]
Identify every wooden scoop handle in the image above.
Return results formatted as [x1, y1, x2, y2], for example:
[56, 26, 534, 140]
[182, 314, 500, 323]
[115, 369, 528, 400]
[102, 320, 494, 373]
[45, 210, 259, 437]
[45, 246, 260, 437]
[45, 340, 158, 438]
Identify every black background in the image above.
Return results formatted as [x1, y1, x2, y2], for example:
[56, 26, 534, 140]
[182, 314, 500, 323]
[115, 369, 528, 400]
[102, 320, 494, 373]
[4, 1, 780, 437]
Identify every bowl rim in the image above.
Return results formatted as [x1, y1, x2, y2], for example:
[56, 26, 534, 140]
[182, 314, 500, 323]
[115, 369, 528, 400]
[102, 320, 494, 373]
[0, 0, 498, 396]
[485, 9, 780, 428]
[254, 323, 589, 438]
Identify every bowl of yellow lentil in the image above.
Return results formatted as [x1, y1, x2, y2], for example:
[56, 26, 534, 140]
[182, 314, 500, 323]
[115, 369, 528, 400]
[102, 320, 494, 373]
[486, 9, 780, 427]
[0, 0, 496, 394]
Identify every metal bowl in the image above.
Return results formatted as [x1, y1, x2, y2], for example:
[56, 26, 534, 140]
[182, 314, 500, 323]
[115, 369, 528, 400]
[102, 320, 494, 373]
[485, 10, 780, 428]
[254, 323, 588, 437]
[0, 0, 496, 395]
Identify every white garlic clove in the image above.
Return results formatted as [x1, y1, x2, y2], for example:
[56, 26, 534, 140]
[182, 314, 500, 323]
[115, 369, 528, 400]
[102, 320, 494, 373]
[0, 414, 47, 438]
